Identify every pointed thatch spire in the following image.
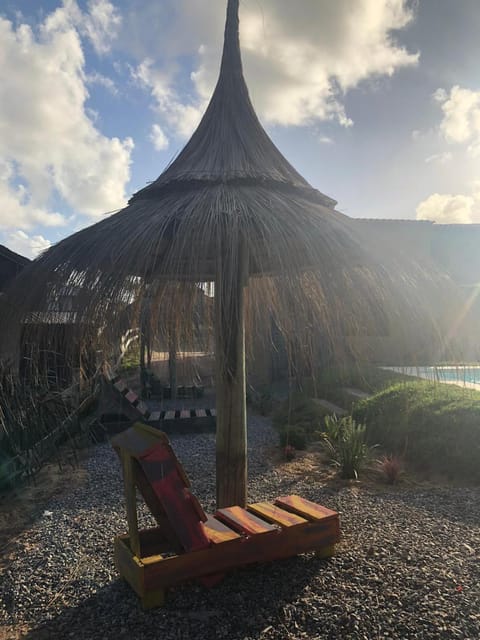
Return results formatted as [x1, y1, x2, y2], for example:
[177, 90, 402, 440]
[132, 0, 336, 207]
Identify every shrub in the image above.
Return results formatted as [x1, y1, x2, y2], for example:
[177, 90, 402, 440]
[321, 415, 374, 479]
[353, 381, 480, 481]
[273, 392, 329, 435]
[377, 454, 403, 484]
[278, 425, 307, 450]
[324, 413, 342, 441]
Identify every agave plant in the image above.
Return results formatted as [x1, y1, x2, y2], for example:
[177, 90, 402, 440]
[321, 415, 375, 479]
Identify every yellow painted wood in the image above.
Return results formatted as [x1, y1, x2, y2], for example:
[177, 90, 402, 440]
[133, 422, 169, 443]
[141, 554, 165, 566]
[114, 537, 144, 596]
[121, 450, 141, 558]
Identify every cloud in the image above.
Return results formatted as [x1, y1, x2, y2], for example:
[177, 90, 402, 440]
[416, 191, 480, 224]
[124, 0, 418, 138]
[47, 0, 122, 55]
[434, 85, 480, 156]
[133, 59, 206, 139]
[424, 152, 452, 165]
[0, 161, 67, 230]
[150, 124, 169, 151]
[80, 0, 122, 55]
[0, 2, 133, 231]
[318, 135, 334, 145]
[85, 70, 118, 94]
[3, 230, 51, 259]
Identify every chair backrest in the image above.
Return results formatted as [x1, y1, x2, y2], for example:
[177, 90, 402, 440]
[112, 423, 210, 552]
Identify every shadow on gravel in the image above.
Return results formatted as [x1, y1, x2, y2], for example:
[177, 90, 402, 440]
[22, 554, 333, 640]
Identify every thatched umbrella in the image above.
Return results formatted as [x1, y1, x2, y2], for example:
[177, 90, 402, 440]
[1, 0, 450, 507]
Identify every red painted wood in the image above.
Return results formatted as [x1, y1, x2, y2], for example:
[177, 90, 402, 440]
[215, 506, 278, 535]
[139, 444, 210, 553]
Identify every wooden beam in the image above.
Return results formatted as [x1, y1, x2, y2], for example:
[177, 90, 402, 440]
[121, 450, 141, 558]
[215, 238, 248, 508]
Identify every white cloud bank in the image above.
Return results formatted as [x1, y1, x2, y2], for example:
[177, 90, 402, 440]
[3, 230, 51, 259]
[127, 0, 418, 146]
[416, 184, 480, 224]
[416, 86, 480, 224]
[0, 0, 133, 239]
[434, 85, 480, 157]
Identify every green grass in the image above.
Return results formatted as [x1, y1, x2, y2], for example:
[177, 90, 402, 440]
[352, 380, 480, 481]
[119, 344, 141, 374]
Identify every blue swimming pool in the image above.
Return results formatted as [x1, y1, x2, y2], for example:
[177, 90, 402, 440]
[384, 366, 480, 386]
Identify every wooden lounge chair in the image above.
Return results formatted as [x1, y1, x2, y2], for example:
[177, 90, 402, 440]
[111, 422, 340, 608]
[101, 367, 215, 433]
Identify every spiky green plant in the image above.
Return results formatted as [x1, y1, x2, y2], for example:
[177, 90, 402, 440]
[321, 415, 374, 479]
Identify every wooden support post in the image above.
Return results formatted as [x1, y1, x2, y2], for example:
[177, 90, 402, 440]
[140, 325, 146, 391]
[169, 330, 177, 402]
[139, 284, 152, 396]
[121, 450, 141, 558]
[215, 239, 248, 508]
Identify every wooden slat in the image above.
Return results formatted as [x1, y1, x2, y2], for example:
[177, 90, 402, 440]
[133, 422, 169, 445]
[111, 423, 168, 457]
[274, 495, 338, 522]
[139, 445, 209, 552]
[114, 537, 144, 596]
[137, 401, 149, 415]
[141, 554, 165, 566]
[248, 502, 307, 527]
[215, 506, 278, 535]
[132, 461, 182, 551]
[121, 450, 141, 557]
[203, 515, 240, 544]
[125, 390, 139, 405]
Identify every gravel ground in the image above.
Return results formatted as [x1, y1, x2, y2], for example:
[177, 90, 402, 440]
[1, 416, 479, 640]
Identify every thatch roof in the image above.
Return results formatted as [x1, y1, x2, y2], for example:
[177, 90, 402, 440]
[135, 0, 335, 207]
[0, 245, 30, 268]
[1, 0, 454, 366]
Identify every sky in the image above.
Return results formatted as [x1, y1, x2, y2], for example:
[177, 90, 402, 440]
[0, 0, 480, 258]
